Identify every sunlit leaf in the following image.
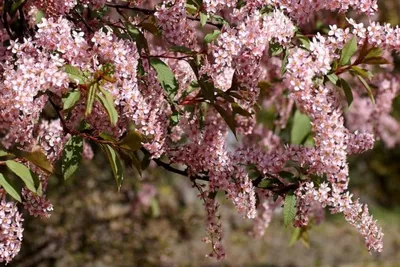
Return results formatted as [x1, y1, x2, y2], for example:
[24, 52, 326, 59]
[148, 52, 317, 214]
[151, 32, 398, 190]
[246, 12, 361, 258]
[149, 58, 179, 100]
[0, 173, 21, 202]
[356, 74, 375, 104]
[97, 87, 119, 126]
[339, 36, 357, 66]
[291, 110, 311, 145]
[62, 91, 81, 110]
[61, 136, 83, 180]
[6, 160, 38, 194]
[64, 65, 85, 84]
[283, 191, 296, 227]
[204, 30, 221, 44]
[101, 144, 124, 191]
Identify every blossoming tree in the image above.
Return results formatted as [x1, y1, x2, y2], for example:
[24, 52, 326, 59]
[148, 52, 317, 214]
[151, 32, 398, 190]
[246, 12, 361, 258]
[2, 0, 400, 263]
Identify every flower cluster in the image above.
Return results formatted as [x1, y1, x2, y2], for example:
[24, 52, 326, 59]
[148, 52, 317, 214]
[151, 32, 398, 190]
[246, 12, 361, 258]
[1, 0, 399, 263]
[0, 193, 24, 264]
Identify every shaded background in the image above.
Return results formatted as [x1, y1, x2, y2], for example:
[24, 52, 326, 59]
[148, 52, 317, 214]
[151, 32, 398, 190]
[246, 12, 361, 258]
[9, 1, 400, 266]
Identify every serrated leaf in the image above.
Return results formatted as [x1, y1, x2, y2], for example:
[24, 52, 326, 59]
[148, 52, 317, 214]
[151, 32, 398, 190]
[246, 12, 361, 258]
[97, 87, 118, 126]
[21, 147, 54, 174]
[337, 78, 353, 106]
[291, 110, 311, 145]
[0, 173, 21, 202]
[64, 65, 85, 84]
[200, 12, 207, 26]
[6, 160, 38, 194]
[62, 91, 81, 110]
[283, 192, 296, 227]
[85, 83, 98, 117]
[339, 36, 357, 66]
[119, 130, 142, 151]
[61, 136, 83, 180]
[149, 58, 179, 100]
[356, 75, 375, 104]
[204, 30, 221, 44]
[101, 144, 124, 191]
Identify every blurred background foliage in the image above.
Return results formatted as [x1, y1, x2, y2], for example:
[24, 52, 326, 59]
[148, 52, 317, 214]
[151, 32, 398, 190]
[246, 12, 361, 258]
[8, 1, 400, 266]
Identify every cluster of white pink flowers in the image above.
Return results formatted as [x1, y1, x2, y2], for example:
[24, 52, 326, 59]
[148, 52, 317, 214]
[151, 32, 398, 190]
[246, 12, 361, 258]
[296, 182, 383, 252]
[0, 194, 24, 264]
[2, 0, 400, 262]
[155, 0, 197, 49]
[268, 0, 378, 24]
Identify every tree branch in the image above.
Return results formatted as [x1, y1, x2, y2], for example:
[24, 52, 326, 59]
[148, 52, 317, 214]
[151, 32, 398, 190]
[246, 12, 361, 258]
[105, 4, 223, 28]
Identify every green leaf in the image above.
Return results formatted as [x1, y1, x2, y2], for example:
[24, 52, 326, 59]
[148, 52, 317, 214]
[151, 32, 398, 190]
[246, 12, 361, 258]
[291, 110, 311, 145]
[200, 12, 208, 26]
[141, 22, 159, 35]
[0, 150, 13, 157]
[214, 105, 236, 138]
[363, 56, 390, 65]
[10, 0, 25, 17]
[35, 9, 45, 24]
[365, 47, 383, 59]
[64, 65, 85, 84]
[326, 73, 339, 85]
[61, 136, 83, 180]
[289, 227, 301, 246]
[339, 36, 358, 66]
[6, 160, 38, 194]
[281, 49, 289, 75]
[141, 153, 151, 170]
[283, 192, 296, 227]
[97, 87, 119, 126]
[20, 148, 54, 174]
[170, 111, 180, 126]
[170, 46, 195, 54]
[126, 24, 149, 54]
[62, 91, 81, 110]
[0, 173, 21, 202]
[186, 3, 198, 13]
[204, 30, 221, 44]
[297, 34, 310, 50]
[337, 78, 353, 106]
[119, 130, 142, 151]
[269, 42, 284, 56]
[356, 75, 375, 104]
[199, 78, 215, 104]
[85, 83, 98, 117]
[149, 58, 179, 100]
[232, 103, 252, 117]
[350, 66, 373, 80]
[101, 144, 124, 191]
